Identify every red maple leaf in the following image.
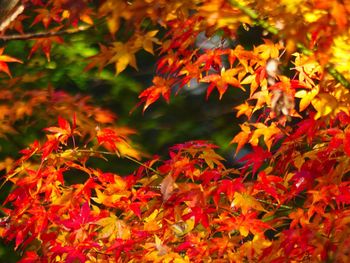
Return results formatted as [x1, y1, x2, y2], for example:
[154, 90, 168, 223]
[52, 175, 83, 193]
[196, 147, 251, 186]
[239, 146, 272, 175]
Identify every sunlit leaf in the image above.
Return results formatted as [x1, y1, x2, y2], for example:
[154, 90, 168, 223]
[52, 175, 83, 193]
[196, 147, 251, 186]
[312, 93, 338, 119]
[231, 192, 266, 214]
[0, 47, 22, 77]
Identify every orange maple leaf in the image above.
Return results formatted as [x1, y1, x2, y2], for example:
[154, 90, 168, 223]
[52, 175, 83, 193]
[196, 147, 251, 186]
[200, 67, 243, 99]
[138, 76, 172, 112]
[0, 48, 23, 77]
[235, 101, 253, 118]
[231, 123, 251, 155]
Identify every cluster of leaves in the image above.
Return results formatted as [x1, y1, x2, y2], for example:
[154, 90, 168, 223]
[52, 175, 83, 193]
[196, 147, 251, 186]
[2, 0, 350, 262]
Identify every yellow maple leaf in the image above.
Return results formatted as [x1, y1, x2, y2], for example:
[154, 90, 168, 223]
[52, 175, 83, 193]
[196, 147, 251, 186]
[251, 89, 270, 112]
[134, 30, 160, 55]
[231, 192, 266, 214]
[109, 42, 138, 75]
[312, 93, 338, 119]
[199, 148, 225, 169]
[254, 39, 283, 60]
[292, 53, 322, 88]
[96, 213, 131, 240]
[200, 67, 243, 99]
[295, 85, 319, 111]
[250, 123, 282, 151]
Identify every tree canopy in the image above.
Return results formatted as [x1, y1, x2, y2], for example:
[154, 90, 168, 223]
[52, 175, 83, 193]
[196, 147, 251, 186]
[1, 0, 350, 262]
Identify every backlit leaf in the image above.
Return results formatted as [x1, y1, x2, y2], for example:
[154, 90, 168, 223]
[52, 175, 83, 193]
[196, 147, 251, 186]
[231, 192, 266, 214]
[312, 93, 338, 119]
[0, 48, 22, 77]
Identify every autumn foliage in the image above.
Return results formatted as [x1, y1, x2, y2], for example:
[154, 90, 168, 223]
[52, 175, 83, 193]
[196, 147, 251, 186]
[2, 0, 350, 262]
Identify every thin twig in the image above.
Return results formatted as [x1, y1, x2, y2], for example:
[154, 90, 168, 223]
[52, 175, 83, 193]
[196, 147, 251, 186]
[0, 24, 92, 41]
[228, 0, 350, 90]
[77, 149, 161, 175]
[256, 198, 293, 210]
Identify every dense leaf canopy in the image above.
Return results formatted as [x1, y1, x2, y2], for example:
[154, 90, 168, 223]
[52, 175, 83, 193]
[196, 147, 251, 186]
[1, 0, 350, 262]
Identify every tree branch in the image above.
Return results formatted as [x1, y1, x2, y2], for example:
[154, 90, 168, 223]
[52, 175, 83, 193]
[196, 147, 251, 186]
[76, 149, 161, 175]
[0, 24, 92, 41]
[229, 0, 350, 90]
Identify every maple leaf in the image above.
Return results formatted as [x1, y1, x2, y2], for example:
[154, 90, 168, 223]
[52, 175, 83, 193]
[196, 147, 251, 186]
[98, 0, 129, 35]
[213, 178, 244, 205]
[138, 76, 172, 112]
[231, 123, 251, 155]
[178, 61, 203, 88]
[96, 214, 131, 240]
[288, 114, 318, 144]
[31, 8, 62, 28]
[0, 48, 23, 77]
[292, 53, 322, 88]
[239, 146, 272, 175]
[182, 206, 216, 229]
[312, 93, 338, 119]
[60, 202, 98, 230]
[249, 123, 282, 151]
[108, 42, 139, 75]
[231, 192, 266, 214]
[290, 170, 316, 196]
[254, 171, 286, 202]
[335, 183, 350, 206]
[196, 49, 227, 71]
[41, 135, 59, 160]
[96, 127, 122, 152]
[134, 30, 160, 55]
[295, 85, 319, 111]
[235, 101, 253, 118]
[198, 148, 225, 168]
[4, 14, 28, 34]
[29, 36, 64, 62]
[242, 233, 272, 258]
[254, 39, 282, 60]
[156, 50, 183, 75]
[200, 67, 243, 99]
[19, 140, 40, 161]
[43, 116, 75, 145]
[250, 89, 270, 112]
